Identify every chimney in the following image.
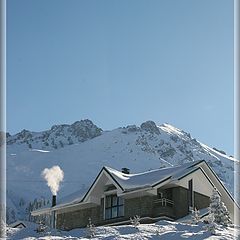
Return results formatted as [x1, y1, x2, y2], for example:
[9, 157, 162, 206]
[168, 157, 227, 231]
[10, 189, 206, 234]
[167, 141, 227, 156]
[121, 167, 130, 174]
[52, 195, 56, 207]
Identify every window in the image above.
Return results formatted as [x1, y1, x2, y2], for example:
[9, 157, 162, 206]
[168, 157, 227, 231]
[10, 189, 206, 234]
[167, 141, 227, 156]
[105, 195, 124, 219]
[188, 179, 193, 208]
[165, 188, 173, 200]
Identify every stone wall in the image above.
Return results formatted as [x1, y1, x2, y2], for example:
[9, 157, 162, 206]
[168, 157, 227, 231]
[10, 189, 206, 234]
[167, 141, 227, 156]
[194, 191, 210, 210]
[172, 187, 189, 219]
[172, 187, 210, 219]
[100, 195, 156, 226]
[125, 195, 154, 218]
[56, 206, 101, 230]
[56, 186, 210, 230]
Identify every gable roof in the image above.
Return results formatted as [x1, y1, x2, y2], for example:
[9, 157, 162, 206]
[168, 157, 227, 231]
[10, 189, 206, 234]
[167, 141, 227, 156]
[103, 160, 205, 191]
[81, 160, 205, 202]
[9, 221, 27, 228]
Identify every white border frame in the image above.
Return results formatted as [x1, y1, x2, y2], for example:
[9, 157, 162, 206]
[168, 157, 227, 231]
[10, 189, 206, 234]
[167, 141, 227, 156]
[1, 0, 239, 238]
[0, 0, 6, 238]
[234, 0, 240, 233]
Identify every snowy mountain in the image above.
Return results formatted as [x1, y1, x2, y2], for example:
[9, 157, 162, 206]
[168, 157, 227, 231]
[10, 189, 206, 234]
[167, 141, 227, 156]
[6, 119, 238, 223]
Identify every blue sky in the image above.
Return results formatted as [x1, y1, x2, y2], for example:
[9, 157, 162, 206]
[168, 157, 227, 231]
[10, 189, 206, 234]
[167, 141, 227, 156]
[7, 0, 234, 155]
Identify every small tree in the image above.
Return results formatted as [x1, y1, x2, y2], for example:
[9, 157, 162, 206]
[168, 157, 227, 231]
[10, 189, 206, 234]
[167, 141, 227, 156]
[0, 218, 6, 238]
[209, 188, 232, 226]
[36, 220, 46, 233]
[219, 201, 232, 227]
[204, 213, 217, 235]
[130, 215, 141, 228]
[191, 207, 200, 224]
[86, 218, 96, 238]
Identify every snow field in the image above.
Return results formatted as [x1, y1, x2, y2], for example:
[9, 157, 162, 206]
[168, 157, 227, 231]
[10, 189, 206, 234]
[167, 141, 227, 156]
[6, 220, 239, 240]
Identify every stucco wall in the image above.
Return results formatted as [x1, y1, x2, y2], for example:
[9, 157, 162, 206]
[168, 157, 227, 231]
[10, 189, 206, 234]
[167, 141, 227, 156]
[178, 168, 213, 197]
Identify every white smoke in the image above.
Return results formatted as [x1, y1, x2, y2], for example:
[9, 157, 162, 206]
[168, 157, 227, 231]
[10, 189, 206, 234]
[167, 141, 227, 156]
[41, 165, 64, 195]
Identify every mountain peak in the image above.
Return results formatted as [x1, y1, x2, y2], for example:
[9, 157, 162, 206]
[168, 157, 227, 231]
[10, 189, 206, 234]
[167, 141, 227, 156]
[140, 120, 160, 135]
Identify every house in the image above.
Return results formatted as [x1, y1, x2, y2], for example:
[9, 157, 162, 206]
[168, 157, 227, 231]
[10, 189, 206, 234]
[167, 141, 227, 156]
[9, 221, 27, 229]
[31, 160, 239, 230]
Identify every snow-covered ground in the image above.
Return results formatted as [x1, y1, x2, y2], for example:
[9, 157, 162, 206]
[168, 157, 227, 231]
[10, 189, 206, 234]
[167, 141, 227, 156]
[6, 220, 239, 240]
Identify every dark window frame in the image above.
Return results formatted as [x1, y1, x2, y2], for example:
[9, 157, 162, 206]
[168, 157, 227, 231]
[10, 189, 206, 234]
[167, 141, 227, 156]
[188, 179, 193, 208]
[105, 194, 124, 220]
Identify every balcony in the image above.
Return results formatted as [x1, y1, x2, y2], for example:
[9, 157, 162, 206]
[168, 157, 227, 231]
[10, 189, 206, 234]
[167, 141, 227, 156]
[153, 198, 174, 207]
[153, 198, 174, 218]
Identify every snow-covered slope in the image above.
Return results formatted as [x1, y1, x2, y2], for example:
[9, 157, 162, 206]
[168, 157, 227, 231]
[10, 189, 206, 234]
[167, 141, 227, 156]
[6, 120, 238, 223]
[7, 220, 239, 239]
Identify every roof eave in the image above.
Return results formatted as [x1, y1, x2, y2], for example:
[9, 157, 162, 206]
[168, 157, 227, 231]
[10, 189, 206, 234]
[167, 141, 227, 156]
[31, 207, 51, 216]
[118, 186, 153, 197]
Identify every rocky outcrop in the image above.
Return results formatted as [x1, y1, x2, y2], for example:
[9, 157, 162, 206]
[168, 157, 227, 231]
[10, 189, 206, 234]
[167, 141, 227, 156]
[140, 121, 160, 135]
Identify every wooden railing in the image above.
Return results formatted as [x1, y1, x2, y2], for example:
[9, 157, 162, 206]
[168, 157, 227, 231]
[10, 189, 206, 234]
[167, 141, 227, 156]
[153, 198, 174, 207]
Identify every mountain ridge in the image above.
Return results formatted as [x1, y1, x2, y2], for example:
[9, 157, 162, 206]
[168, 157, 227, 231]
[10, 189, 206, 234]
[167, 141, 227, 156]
[6, 119, 102, 150]
[6, 119, 233, 157]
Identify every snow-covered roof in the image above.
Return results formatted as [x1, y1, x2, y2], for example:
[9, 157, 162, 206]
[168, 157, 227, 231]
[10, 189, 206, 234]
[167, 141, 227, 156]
[57, 188, 87, 206]
[103, 160, 204, 191]
[70, 160, 204, 206]
[80, 160, 206, 204]
[31, 190, 87, 215]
